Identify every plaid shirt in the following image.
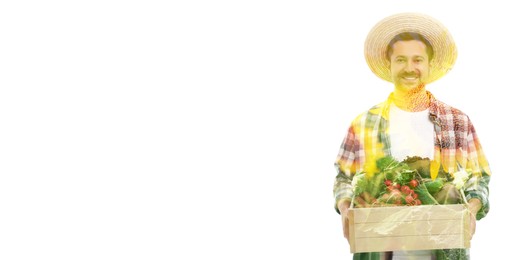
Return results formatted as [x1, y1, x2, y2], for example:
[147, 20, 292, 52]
[333, 91, 491, 219]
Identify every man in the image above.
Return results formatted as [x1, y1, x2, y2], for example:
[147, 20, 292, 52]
[333, 13, 491, 260]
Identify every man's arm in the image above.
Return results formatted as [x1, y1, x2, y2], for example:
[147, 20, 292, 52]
[467, 198, 482, 237]
[337, 199, 351, 240]
[463, 119, 491, 220]
[333, 124, 362, 242]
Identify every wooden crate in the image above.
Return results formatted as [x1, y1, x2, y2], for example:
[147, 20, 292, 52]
[348, 204, 471, 253]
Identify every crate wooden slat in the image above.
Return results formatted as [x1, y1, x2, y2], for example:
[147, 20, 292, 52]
[348, 204, 471, 253]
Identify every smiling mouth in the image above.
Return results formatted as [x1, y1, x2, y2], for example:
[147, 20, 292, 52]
[400, 74, 420, 81]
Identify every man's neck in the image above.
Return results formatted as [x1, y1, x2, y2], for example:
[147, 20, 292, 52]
[392, 85, 430, 112]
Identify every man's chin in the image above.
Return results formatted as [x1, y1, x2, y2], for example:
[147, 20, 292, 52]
[396, 82, 425, 92]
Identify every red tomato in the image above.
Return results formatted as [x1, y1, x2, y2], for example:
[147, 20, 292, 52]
[390, 189, 401, 197]
[401, 185, 411, 194]
[384, 180, 392, 186]
[409, 179, 418, 188]
[380, 193, 390, 202]
[405, 194, 414, 204]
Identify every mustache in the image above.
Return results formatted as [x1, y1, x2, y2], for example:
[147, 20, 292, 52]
[399, 71, 420, 77]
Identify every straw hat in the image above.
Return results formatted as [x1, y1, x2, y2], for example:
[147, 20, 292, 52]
[364, 12, 457, 84]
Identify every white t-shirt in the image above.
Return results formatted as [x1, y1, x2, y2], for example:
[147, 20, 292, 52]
[389, 103, 435, 259]
[389, 103, 434, 162]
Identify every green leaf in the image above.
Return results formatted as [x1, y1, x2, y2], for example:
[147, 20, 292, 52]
[415, 183, 439, 205]
[376, 156, 399, 171]
[424, 178, 444, 195]
[434, 183, 461, 204]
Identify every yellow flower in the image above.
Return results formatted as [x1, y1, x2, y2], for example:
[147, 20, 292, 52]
[364, 142, 385, 179]
[364, 160, 378, 179]
[430, 160, 440, 180]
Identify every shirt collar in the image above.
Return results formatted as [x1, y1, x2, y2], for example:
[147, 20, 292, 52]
[379, 91, 441, 124]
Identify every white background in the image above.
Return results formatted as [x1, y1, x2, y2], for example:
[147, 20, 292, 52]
[0, 1, 507, 259]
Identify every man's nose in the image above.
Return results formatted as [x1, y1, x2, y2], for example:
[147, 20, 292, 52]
[404, 61, 416, 72]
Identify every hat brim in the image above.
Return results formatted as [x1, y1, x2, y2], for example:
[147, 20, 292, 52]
[364, 12, 457, 84]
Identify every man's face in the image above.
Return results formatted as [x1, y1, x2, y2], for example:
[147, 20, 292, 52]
[389, 40, 430, 91]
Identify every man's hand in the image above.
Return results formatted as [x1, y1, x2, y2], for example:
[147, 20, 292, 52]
[337, 193, 375, 242]
[354, 192, 376, 208]
[337, 199, 351, 241]
[467, 198, 481, 238]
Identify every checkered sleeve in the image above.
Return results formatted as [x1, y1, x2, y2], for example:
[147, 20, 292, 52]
[463, 119, 491, 220]
[464, 174, 490, 220]
[333, 125, 360, 214]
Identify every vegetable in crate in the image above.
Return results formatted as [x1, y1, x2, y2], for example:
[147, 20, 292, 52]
[402, 156, 432, 178]
[351, 156, 432, 207]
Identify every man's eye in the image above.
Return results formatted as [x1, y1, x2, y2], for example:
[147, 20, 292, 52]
[396, 58, 404, 63]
